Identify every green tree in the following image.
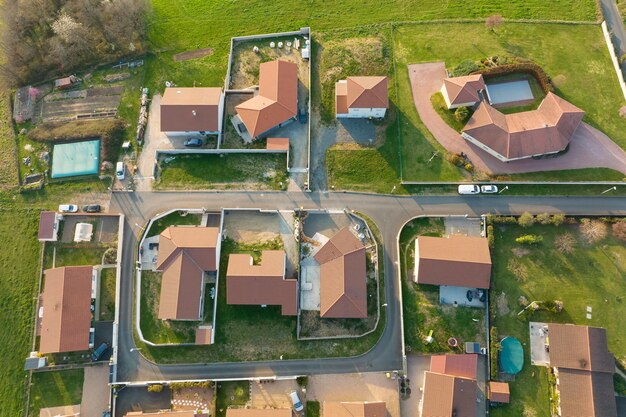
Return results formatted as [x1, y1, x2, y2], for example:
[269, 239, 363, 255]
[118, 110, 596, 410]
[518, 212, 534, 228]
[454, 106, 469, 122]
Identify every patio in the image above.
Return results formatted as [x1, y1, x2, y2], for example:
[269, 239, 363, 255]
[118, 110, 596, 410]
[439, 285, 485, 308]
[529, 321, 550, 366]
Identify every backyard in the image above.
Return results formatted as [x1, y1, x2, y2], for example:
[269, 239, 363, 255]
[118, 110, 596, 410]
[489, 219, 626, 416]
[147, 211, 202, 238]
[400, 217, 485, 353]
[216, 380, 249, 417]
[28, 369, 84, 417]
[155, 154, 288, 191]
[43, 242, 113, 270]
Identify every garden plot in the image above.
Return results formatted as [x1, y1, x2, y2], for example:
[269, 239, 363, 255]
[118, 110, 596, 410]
[41, 86, 123, 122]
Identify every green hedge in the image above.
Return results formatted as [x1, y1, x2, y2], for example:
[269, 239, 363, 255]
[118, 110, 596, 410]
[474, 60, 554, 94]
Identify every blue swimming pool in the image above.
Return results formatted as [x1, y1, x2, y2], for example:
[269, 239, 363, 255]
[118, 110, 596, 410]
[51, 139, 100, 178]
[486, 80, 534, 106]
[499, 336, 524, 375]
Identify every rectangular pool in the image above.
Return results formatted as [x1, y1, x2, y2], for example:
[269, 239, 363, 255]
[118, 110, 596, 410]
[51, 139, 100, 178]
[486, 79, 534, 106]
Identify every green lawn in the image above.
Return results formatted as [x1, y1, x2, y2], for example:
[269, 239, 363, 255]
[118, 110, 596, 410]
[99, 268, 117, 321]
[306, 401, 321, 417]
[489, 220, 626, 416]
[43, 242, 111, 270]
[394, 23, 626, 181]
[156, 154, 288, 191]
[0, 210, 40, 417]
[147, 211, 202, 237]
[28, 369, 84, 417]
[216, 381, 249, 417]
[399, 217, 485, 352]
[0, 91, 18, 189]
[430, 92, 468, 132]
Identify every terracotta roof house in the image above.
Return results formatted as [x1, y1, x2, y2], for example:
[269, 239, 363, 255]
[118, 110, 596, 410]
[156, 226, 220, 321]
[40, 266, 95, 354]
[462, 92, 584, 162]
[420, 372, 477, 417]
[266, 137, 290, 151]
[38, 211, 61, 241]
[440, 74, 486, 109]
[414, 236, 491, 289]
[323, 401, 387, 417]
[236, 60, 298, 139]
[125, 411, 209, 417]
[195, 325, 213, 345]
[430, 354, 478, 380]
[225, 410, 292, 417]
[314, 228, 367, 318]
[335, 76, 388, 118]
[543, 323, 617, 417]
[226, 250, 297, 315]
[160, 87, 224, 136]
[489, 381, 510, 404]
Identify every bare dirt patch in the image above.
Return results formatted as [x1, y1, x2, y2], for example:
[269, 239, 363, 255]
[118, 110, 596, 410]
[512, 247, 530, 258]
[552, 74, 567, 88]
[173, 48, 214, 62]
[496, 292, 510, 316]
[507, 257, 528, 282]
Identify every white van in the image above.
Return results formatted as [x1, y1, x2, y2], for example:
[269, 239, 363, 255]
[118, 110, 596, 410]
[458, 184, 480, 195]
[116, 161, 125, 181]
[289, 391, 304, 412]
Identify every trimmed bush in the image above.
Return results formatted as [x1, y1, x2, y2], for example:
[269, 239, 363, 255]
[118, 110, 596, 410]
[551, 214, 566, 226]
[453, 59, 479, 77]
[515, 234, 543, 245]
[536, 213, 551, 225]
[487, 225, 494, 248]
[518, 212, 535, 228]
[489, 327, 500, 379]
[147, 384, 163, 393]
[454, 106, 469, 122]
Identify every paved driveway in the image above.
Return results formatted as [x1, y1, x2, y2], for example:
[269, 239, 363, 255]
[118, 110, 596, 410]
[114, 386, 172, 417]
[81, 365, 111, 417]
[444, 217, 482, 237]
[136, 95, 169, 190]
[401, 355, 430, 417]
[407, 62, 626, 175]
[250, 379, 299, 409]
[308, 373, 400, 417]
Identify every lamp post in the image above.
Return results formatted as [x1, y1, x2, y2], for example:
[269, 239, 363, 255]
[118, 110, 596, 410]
[601, 186, 617, 194]
[498, 186, 509, 194]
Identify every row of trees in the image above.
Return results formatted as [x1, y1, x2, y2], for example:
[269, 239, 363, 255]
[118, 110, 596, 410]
[0, 0, 147, 86]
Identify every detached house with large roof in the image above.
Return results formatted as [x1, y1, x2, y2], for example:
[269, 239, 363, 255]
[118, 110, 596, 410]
[440, 74, 486, 109]
[235, 60, 298, 139]
[323, 401, 387, 417]
[160, 87, 224, 137]
[335, 76, 388, 119]
[155, 226, 221, 321]
[314, 227, 367, 319]
[226, 250, 297, 315]
[39, 266, 96, 354]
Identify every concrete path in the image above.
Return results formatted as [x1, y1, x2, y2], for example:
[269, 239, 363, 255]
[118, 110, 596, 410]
[600, 0, 626, 73]
[407, 62, 626, 176]
[81, 365, 110, 417]
[135, 94, 168, 191]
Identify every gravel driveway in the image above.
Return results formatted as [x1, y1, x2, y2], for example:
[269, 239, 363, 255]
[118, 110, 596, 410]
[408, 62, 626, 176]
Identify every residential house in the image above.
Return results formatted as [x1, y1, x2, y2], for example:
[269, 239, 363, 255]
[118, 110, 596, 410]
[323, 401, 387, 417]
[414, 236, 491, 289]
[440, 74, 486, 109]
[235, 60, 298, 139]
[462, 92, 584, 162]
[125, 411, 209, 417]
[225, 410, 292, 417]
[38, 211, 61, 242]
[544, 323, 617, 417]
[226, 250, 297, 315]
[335, 76, 388, 118]
[39, 266, 95, 354]
[160, 87, 224, 136]
[315, 228, 367, 318]
[155, 226, 220, 321]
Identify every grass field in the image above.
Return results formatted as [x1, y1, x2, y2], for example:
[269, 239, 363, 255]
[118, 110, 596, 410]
[0, 92, 18, 189]
[394, 23, 626, 181]
[216, 381, 249, 417]
[489, 221, 626, 416]
[99, 267, 116, 321]
[147, 211, 202, 237]
[43, 242, 110, 270]
[156, 154, 288, 191]
[28, 369, 84, 417]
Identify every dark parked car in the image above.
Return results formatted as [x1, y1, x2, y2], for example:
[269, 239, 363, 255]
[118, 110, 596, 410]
[183, 138, 203, 147]
[82, 204, 101, 213]
[299, 108, 308, 124]
[92, 342, 110, 361]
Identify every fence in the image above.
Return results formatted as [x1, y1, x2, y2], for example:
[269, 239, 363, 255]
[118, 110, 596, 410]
[601, 20, 626, 100]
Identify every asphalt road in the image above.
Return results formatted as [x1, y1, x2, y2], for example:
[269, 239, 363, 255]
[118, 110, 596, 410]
[601, 0, 626, 71]
[111, 191, 626, 383]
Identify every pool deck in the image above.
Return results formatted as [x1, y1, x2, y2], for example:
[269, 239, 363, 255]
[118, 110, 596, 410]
[529, 321, 551, 367]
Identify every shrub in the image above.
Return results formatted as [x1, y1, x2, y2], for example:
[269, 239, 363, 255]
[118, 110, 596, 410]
[554, 233, 577, 254]
[454, 106, 469, 122]
[551, 214, 566, 226]
[296, 376, 309, 387]
[477, 60, 554, 93]
[147, 384, 163, 393]
[507, 258, 528, 282]
[446, 152, 464, 166]
[615, 374, 626, 396]
[464, 163, 473, 172]
[518, 212, 535, 228]
[536, 213, 551, 225]
[487, 225, 494, 248]
[453, 60, 479, 77]
[612, 221, 626, 242]
[489, 327, 500, 379]
[515, 234, 543, 245]
[518, 295, 529, 307]
[580, 219, 608, 244]
[542, 300, 564, 313]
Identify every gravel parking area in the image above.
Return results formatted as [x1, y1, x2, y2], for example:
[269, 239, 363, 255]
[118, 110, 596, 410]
[61, 215, 118, 243]
[81, 365, 110, 417]
[250, 379, 299, 409]
[401, 355, 431, 417]
[444, 217, 483, 237]
[114, 386, 172, 417]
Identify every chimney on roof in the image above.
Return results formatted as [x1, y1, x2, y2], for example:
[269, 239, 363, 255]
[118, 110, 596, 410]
[192, 110, 197, 116]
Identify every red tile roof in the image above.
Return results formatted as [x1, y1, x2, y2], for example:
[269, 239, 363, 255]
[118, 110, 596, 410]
[557, 369, 617, 417]
[463, 92, 584, 160]
[236, 60, 298, 138]
[266, 137, 289, 151]
[547, 323, 615, 373]
[489, 381, 510, 403]
[421, 372, 477, 417]
[160, 87, 222, 132]
[38, 211, 58, 241]
[195, 325, 213, 345]
[156, 227, 219, 320]
[430, 354, 478, 380]
[315, 228, 367, 318]
[335, 77, 388, 114]
[442, 75, 485, 106]
[415, 236, 492, 288]
[40, 266, 93, 354]
[226, 410, 292, 417]
[226, 250, 297, 315]
[323, 401, 386, 417]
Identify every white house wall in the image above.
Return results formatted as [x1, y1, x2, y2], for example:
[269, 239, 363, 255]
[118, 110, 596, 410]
[461, 132, 563, 162]
[337, 107, 387, 119]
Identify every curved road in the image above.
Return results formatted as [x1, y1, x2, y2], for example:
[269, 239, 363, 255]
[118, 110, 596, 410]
[111, 191, 626, 383]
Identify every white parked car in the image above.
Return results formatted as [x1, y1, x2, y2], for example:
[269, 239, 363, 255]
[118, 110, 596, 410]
[58, 204, 78, 213]
[289, 391, 304, 412]
[458, 185, 480, 195]
[480, 184, 498, 194]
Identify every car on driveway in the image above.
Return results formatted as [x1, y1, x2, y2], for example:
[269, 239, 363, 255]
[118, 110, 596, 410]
[91, 341, 110, 361]
[480, 184, 498, 194]
[457, 185, 480, 195]
[299, 108, 308, 124]
[59, 204, 78, 213]
[183, 138, 203, 147]
[290, 391, 304, 413]
[82, 204, 101, 213]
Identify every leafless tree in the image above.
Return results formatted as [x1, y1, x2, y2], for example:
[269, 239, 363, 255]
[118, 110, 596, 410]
[580, 219, 608, 244]
[554, 233, 577, 254]
[486, 14, 504, 32]
[612, 221, 626, 242]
